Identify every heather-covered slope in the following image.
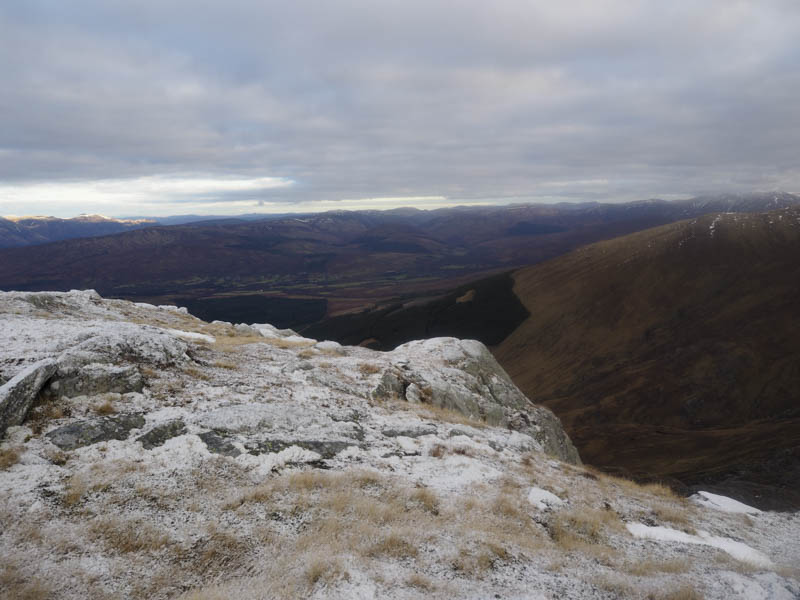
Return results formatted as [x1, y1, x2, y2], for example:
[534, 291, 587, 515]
[495, 207, 800, 509]
[1, 291, 797, 598]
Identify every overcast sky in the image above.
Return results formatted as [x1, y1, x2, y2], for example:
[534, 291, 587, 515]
[1, 1, 798, 217]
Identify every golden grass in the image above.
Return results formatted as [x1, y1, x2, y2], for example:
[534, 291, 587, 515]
[89, 515, 172, 554]
[653, 584, 705, 600]
[41, 445, 68, 466]
[549, 506, 625, 550]
[406, 573, 435, 591]
[0, 446, 21, 470]
[409, 486, 440, 514]
[214, 359, 238, 370]
[304, 555, 348, 589]
[93, 398, 116, 415]
[592, 574, 634, 597]
[358, 362, 381, 375]
[410, 402, 487, 429]
[452, 540, 510, 575]
[0, 563, 52, 600]
[651, 503, 693, 529]
[625, 557, 690, 576]
[211, 335, 269, 352]
[26, 400, 67, 434]
[368, 532, 419, 559]
[183, 365, 211, 380]
[62, 460, 144, 507]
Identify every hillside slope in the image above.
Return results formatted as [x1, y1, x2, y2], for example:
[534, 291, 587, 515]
[494, 207, 800, 509]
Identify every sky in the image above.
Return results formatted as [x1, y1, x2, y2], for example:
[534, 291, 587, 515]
[1, 0, 799, 218]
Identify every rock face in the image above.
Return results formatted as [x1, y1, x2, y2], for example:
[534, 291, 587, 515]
[136, 419, 187, 450]
[46, 413, 146, 450]
[375, 338, 581, 464]
[0, 358, 58, 438]
[47, 364, 144, 399]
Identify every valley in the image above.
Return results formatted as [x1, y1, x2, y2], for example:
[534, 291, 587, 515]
[2, 195, 799, 509]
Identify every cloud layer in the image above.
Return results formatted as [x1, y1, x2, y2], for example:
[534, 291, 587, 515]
[1, 1, 799, 216]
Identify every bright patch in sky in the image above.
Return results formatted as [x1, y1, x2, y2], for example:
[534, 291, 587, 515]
[0, 176, 294, 217]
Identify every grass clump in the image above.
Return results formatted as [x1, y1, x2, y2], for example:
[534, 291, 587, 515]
[93, 398, 116, 415]
[549, 506, 624, 550]
[89, 516, 172, 554]
[0, 446, 21, 470]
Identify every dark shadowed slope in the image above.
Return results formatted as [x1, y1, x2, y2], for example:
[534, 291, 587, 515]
[302, 271, 530, 350]
[494, 207, 800, 509]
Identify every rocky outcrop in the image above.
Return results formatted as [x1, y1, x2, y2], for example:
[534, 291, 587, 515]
[1, 290, 580, 466]
[46, 413, 146, 450]
[47, 364, 144, 399]
[0, 358, 58, 438]
[248, 439, 355, 459]
[137, 419, 187, 450]
[198, 431, 241, 457]
[375, 338, 581, 464]
[57, 327, 189, 369]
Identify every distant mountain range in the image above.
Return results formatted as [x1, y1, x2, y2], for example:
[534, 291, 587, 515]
[0, 214, 157, 249]
[1, 193, 797, 329]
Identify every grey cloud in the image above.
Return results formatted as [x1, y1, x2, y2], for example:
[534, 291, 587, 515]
[1, 1, 799, 215]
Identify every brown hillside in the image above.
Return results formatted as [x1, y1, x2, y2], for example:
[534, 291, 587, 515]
[494, 207, 800, 508]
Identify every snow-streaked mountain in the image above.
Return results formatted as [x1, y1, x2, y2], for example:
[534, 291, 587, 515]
[1, 291, 798, 599]
[0, 214, 156, 249]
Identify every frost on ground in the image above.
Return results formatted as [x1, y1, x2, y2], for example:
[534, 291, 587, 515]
[0, 290, 798, 600]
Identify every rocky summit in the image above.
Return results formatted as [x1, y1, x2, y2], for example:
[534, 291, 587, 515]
[0, 290, 798, 599]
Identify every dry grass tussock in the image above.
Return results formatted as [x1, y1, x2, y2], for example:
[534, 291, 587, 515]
[0, 445, 22, 470]
[62, 460, 144, 507]
[624, 557, 690, 576]
[92, 397, 116, 415]
[652, 584, 705, 600]
[187, 468, 442, 596]
[89, 515, 172, 554]
[358, 362, 382, 375]
[0, 562, 53, 600]
[408, 401, 487, 429]
[212, 334, 269, 351]
[590, 468, 683, 502]
[548, 506, 625, 552]
[183, 364, 211, 380]
[447, 482, 547, 559]
[186, 466, 545, 598]
[214, 359, 238, 369]
[26, 398, 68, 434]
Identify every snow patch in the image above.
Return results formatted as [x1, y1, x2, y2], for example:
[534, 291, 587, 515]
[691, 491, 762, 515]
[161, 328, 215, 343]
[626, 523, 773, 568]
[527, 486, 565, 510]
